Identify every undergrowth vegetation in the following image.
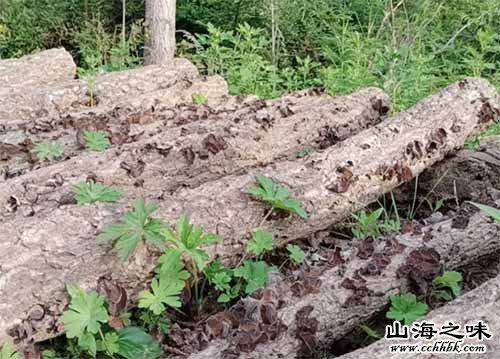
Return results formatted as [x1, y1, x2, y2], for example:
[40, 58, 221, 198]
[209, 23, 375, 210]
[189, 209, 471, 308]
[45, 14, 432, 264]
[1, 0, 499, 110]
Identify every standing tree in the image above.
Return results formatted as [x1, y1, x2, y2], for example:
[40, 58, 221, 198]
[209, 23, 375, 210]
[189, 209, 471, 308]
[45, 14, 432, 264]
[144, 0, 176, 65]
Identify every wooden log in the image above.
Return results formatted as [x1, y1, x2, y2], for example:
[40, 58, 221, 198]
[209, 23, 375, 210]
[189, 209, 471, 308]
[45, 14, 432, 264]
[188, 208, 500, 358]
[335, 273, 500, 359]
[0, 75, 229, 178]
[0, 87, 389, 203]
[394, 136, 500, 212]
[0, 58, 199, 123]
[0, 48, 76, 88]
[0, 78, 497, 346]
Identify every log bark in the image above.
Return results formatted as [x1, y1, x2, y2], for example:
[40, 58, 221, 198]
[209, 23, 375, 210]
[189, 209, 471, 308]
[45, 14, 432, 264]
[0, 58, 198, 123]
[336, 273, 500, 359]
[0, 87, 389, 201]
[0, 48, 76, 88]
[0, 75, 229, 178]
[395, 136, 500, 211]
[188, 208, 500, 359]
[0, 78, 498, 346]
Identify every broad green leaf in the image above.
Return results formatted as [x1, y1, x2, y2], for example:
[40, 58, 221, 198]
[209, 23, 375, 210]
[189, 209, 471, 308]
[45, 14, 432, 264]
[138, 278, 184, 315]
[0, 343, 20, 359]
[386, 293, 428, 325]
[117, 327, 162, 359]
[61, 285, 108, 339]
[247, 174, 308, 220]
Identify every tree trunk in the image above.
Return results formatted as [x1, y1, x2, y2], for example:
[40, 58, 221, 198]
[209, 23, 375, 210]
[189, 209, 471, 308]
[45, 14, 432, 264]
[0, 78, 497, 346]
[0, 58, 197, 124]
[336, 273, 500, 359]
[144, 0, 177, 65]
[0, 48, 76, 88]
[0, 87, 388, 189]
[188, 208, 500, 358]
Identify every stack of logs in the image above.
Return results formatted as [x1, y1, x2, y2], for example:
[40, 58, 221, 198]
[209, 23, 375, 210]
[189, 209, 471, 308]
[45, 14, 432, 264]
[1, 48, 500, 358]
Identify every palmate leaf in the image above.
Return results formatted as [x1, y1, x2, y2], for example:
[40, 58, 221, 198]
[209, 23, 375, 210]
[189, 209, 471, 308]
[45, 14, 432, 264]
[0, 343, 20, 359]
[247, 229, 273, 256]
[97, 331, 120, 356]
[163, 215, 221, 271]
[155, 250, 191, 284]
[386, 293, 428, 325]
[287, 244, 305, 264]
[247, 174, 307, 220]
[97, 199, 165, 260]
[138, 278, 184, 315]
[61, 285, 109, 340]
[203, 259, 233, 284]
[31, 142, 64, 161]
[84, 130, 110, 152]
[234, 260, 271, 294]
[78, 331, 98, 357]
[72, 181, 122, 205]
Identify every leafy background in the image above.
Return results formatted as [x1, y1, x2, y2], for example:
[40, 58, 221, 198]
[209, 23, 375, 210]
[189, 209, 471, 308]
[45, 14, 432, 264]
[1, 0, 499, 111]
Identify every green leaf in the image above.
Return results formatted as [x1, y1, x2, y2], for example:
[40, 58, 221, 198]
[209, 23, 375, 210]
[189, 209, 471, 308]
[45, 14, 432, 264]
[138, 278, 184, 315]
[117, 327, 162, 359]
[78, 331, 97, 357]
[137, 309, 170, 335]
[247, 229, 273, 256]
[217, 283, 241, 304]
[71, 181, 122, 205]
[212, 271, 232, 292]
[98, 332, 120, 356]
[386, 293, 428, 325]
[247, 174, 308, 220]
[295, 149, 311, 158]
[287, 244, 305, 264]
[84, 130, 110, 152]
[61, 285, 109, 339]
[31, 142, 64, 161]
[351, 208, 385, 239]
[469, 202, 500, 222]
[97, 199, 165, 260]
[156, 250, 190, 285]
[234, 260, 270, 294]
[0, 343, 20, 359]
[433, 271, 462, 298]
[163, 215, 221, 272]
[360, 324, 380, 339]
[203, 259, 232, 284]
[192, 93, 208, 104]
